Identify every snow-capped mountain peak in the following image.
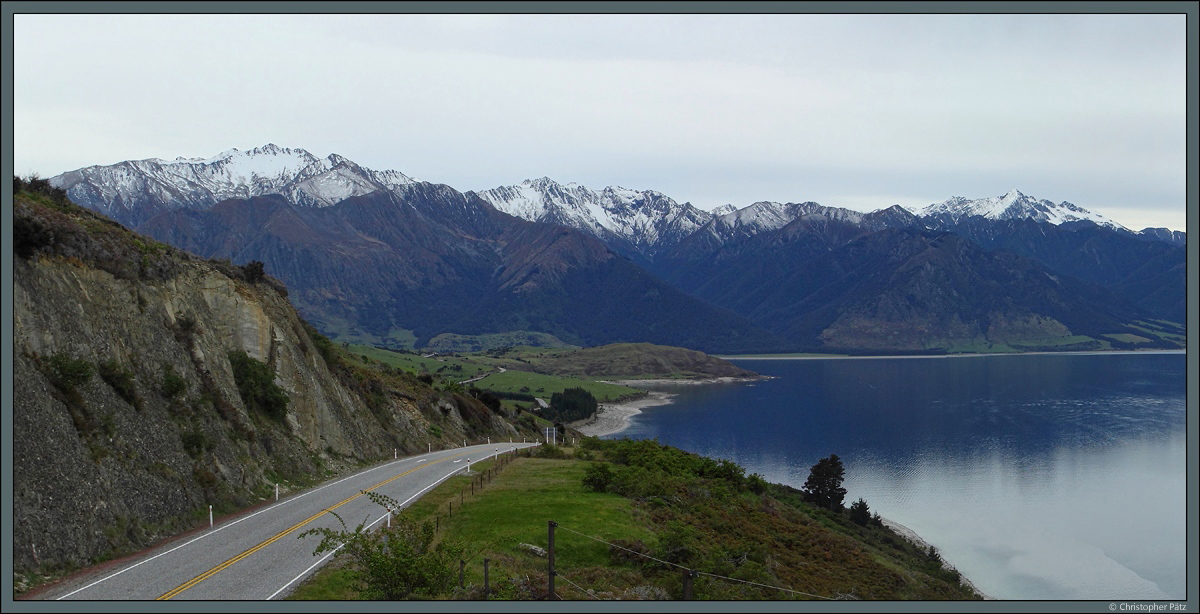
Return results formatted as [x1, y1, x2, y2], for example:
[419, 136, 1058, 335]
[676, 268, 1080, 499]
[50, 144, 420, 224]
[473, 178, 712, 257]
[922, 190, 1126, 230]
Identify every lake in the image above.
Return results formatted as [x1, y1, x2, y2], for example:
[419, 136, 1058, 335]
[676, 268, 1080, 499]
[604, 352, 1188, 600]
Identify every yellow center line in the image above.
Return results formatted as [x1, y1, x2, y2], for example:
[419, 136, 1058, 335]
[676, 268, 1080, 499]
[157, 451, 478, 600]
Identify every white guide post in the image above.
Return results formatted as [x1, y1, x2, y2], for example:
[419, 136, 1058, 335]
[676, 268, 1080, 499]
[209, 505, 213, 528]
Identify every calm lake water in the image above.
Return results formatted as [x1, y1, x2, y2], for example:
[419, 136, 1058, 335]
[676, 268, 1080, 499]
[605, 352, 1188, 600]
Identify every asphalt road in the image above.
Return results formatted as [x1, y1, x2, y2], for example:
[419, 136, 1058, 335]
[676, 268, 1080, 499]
[44, 441, 538, 600]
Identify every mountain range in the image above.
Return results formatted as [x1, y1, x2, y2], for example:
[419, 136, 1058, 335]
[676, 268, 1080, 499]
[50, 144, 1186, 353]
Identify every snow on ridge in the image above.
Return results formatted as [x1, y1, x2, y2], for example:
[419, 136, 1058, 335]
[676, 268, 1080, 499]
[475, 177, 708, 249]
[52, 144, 430, 214]
[922, 190, 1126, 230]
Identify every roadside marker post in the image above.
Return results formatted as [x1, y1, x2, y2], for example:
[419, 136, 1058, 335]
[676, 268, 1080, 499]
[548, 520, 557, 600]
[275, 484, 279, 501]
[209, 505, 213, 528]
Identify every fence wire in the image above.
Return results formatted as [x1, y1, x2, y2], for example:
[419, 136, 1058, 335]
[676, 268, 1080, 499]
[556, 523, 837, 601]
[554, 570, 601, 600]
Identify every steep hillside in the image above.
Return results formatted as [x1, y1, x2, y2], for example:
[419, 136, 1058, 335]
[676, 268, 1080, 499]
[937, 217, 1188, 324]
[134, 189, 779, 354]
[11, 185, 542, 582]
[658, 221, 1171, 352]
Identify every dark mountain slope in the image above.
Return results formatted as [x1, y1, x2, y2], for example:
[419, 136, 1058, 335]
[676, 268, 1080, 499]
[135, 187, 777, 353]
[654, 217, 1158, 351]
[935, 217, 1187, 324]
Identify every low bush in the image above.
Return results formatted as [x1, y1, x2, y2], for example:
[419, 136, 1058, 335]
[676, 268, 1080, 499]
[161, 365, 187, 398]
[44, 353, 93, 393]
[227, 351, 290, 422]
[98, 360, 140, 408]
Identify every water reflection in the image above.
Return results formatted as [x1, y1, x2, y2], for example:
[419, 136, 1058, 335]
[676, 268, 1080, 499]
[606, 354, 1187, 600]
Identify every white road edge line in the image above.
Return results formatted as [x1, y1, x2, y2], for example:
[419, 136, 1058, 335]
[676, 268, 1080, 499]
[268, 455, 493, 600]
[55, 454, 427, 599]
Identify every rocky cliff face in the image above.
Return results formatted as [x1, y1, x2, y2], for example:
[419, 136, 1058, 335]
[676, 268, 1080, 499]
[11, 189, 536, 582]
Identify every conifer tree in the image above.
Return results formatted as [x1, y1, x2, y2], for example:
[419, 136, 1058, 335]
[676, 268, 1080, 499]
[802, 454, 847, 511]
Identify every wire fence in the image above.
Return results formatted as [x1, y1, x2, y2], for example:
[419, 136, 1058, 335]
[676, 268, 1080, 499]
[555, 523, 838, 601]
[554, 570, 600, 600]
[426, 451, 841, 601]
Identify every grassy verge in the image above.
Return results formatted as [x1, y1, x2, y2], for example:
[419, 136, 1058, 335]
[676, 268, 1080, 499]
[290, 442, 980, 601]
[471, 370, 641, 402]
[290, 452, 654, 600]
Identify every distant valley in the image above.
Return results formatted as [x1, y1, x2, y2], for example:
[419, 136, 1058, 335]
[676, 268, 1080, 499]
[51, 144, 1186, 354]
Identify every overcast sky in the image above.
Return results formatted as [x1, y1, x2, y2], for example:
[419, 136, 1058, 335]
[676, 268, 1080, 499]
[11, 11, 1189, 230]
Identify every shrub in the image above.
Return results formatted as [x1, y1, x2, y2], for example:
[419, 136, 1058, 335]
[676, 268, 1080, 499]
[468, 387, 502, 413]
[98, 360, 140, 408]
[227, 350, 290, 422]
[302, 322, 340, 370]
[532, 444, 567, 459]
[849, 497, 872, 526]
[161, 365, 187, 398]
[181, 430, 209, 458]
[44, 353, 93, 392]
[579, 436, 605, 451]
[582, 462, 615, 492]
[241, 260, 265, 283]
[300, 492, 462, 599]
[172, 313, 198, 345]
[13, 213, 55, 259]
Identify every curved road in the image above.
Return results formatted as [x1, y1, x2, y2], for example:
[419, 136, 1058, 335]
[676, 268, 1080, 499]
[43, 441, 538, 600]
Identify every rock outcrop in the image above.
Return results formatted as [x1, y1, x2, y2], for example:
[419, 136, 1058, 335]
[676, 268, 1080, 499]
[11, 188, 537, 581]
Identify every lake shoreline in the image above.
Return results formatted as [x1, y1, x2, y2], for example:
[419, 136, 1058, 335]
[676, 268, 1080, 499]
[718, 349, 1186, 360]
[572, 391, 677, 437]
[880, 518, 994, 600]
[571, 387, 996, 600]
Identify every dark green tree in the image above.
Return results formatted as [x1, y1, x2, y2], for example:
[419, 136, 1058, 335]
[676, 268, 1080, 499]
[802, 454, 847, 511]
[242, 260, 265, 283]
[545, 387, 598, 422]
[849, 497, 871, 525]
